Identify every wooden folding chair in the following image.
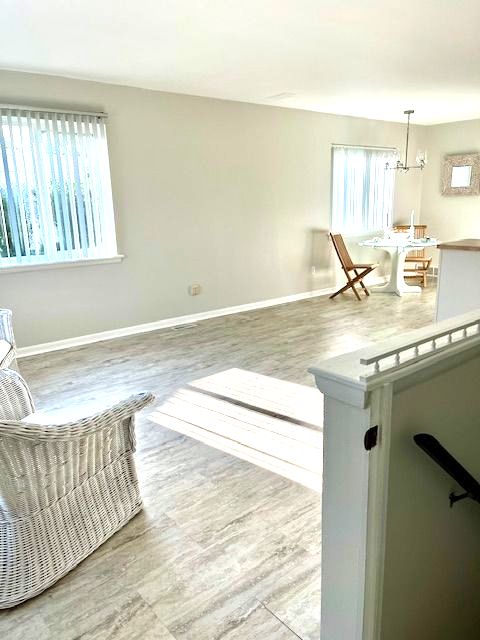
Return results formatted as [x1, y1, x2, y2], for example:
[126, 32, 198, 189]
[393, 224, 432, 288]
[330, 233, 378, 301]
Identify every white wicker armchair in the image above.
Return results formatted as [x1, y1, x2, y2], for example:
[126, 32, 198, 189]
[0, 367, 154, 608]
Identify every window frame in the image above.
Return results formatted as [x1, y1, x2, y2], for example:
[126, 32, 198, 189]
[0, 105, 121, 272]
[330, 144, 397, 236]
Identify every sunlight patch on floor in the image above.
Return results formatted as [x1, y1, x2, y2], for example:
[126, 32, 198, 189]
[149, 368, 323, 492]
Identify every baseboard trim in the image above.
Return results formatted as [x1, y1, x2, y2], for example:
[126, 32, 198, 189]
[17, 286, 335, 358]
[18, 275, 389, 359]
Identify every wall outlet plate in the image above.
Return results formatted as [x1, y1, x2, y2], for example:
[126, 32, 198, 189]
[189, 283, 202, 296]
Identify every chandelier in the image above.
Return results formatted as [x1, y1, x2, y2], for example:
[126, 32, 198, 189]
[386, 109, 427, 172]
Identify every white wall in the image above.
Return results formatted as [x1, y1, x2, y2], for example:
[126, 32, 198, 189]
[0, 70, 424, 347]
[381, 352, 480, 639]
[421, 119, 480, 265]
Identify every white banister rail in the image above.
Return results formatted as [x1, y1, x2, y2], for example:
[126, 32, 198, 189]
[360, 311, 480, 380]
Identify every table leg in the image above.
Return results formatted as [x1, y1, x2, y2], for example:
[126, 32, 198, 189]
[394, 251, 421, 295]
[371, 248, 422, 296]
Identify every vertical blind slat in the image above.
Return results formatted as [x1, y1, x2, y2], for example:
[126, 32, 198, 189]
[31, 112, 58, 256]
[57, 114, 81, 254]
[5, 112, 31, 259]
[0, 122, 22, 258]
[76, 117, 97, 256]
[48, 116, 73, 255]
[94, 118, 111, 248]
[16, 112, 42, 257]
[0, 108, 117, 266]
[66, 114, 88, 256]
[82, 117, 103, 249]
[0, 185, 11, 257]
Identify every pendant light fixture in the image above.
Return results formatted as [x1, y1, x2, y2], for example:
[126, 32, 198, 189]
[386, 109, 427, 172]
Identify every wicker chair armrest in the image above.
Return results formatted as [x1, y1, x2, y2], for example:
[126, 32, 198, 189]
[0, 368, 35, 420]
[0, 339, 14, 369]
[0, 309, 15, 343]
[0, 391, 154, 441]
[0, 309, 16, 369]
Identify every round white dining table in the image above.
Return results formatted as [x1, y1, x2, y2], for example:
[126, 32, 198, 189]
[359, 237, 438, 296]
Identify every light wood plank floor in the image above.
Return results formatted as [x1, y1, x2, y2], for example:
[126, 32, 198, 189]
[1, 285, 436, 640]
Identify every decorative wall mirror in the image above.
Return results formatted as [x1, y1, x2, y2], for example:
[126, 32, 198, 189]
[442, 153, 480, 196]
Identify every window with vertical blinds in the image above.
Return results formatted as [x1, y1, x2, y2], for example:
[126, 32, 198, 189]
[0, 106, 118, 267]
[331, 145, 397, 234]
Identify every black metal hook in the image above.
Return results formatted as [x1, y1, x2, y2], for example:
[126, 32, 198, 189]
[449, 492, 470, 508]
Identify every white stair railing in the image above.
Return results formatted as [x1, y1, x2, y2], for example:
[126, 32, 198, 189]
[360, 311, 480, 380]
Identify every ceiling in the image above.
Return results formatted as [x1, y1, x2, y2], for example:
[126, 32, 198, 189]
[2, 0, 480, 125]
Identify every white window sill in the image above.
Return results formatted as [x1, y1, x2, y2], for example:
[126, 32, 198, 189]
[0, 255, 125, 274]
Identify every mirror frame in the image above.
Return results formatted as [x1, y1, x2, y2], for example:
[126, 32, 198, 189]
[442, 152, 480, 196]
